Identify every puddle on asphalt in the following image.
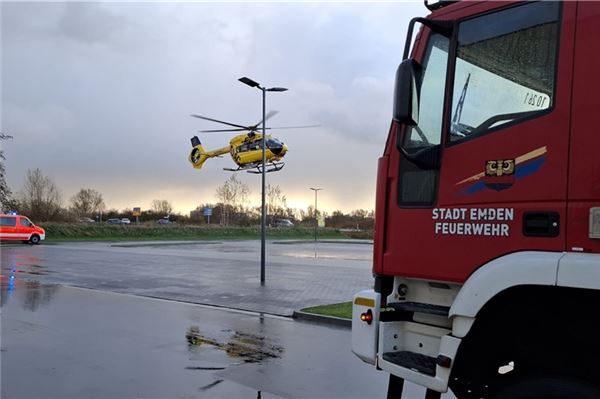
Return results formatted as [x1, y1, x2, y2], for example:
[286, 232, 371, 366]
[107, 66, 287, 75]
[219, 248, 254, 253]
[274, 242, 371, 261]
[185, 326, 284, 364]
[279, 250, 369, 261]
[111, 242, 220, 248]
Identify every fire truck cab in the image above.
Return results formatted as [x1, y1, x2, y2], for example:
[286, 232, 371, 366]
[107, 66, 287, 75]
[352, 1, 600, 398]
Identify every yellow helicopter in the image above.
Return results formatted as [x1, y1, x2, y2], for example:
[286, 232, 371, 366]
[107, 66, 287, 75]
[188, 111, 316, 173]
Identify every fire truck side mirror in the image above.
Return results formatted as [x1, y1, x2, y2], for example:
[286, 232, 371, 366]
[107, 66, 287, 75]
[393, 59, 421, 127]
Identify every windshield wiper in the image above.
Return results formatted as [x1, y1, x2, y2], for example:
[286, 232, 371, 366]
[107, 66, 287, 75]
[451, 73, 471, 135]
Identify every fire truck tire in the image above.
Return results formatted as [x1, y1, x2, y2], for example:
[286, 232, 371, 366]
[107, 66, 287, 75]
[492, 376, 600, 399]
[29, 235, 40, 245]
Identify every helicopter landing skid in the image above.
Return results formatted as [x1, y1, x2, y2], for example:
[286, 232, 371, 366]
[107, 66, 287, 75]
[222, 162, 285, 173]
[223, 164, 256, 172]
[247, 162, 285, 174]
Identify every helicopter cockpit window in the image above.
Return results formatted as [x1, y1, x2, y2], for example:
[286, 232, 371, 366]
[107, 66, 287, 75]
[267, 138, 283, 148]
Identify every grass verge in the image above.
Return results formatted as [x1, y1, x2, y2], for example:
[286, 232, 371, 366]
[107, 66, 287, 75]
[300, 301, 352, 319]
[41, 223, 358, 242]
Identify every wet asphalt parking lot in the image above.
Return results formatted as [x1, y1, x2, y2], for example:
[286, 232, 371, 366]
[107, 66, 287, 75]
[1, 240, 374, 316]
[1, 240, 455, 398]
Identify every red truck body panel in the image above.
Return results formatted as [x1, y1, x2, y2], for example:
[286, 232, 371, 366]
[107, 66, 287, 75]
[375, 2, 599, 282]
[567, 2, 600, 254]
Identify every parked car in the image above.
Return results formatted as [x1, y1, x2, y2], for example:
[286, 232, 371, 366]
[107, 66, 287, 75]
[0, 213, 45, 244]
[106, 218, 122, 225]
[156, 218, 170, 225]
[273, 218, 294, 227]
[79, 217, 95, 223]
[120, 218, 131, 224]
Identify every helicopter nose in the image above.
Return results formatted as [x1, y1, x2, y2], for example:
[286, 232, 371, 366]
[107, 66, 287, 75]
[270, 143, 288, 156]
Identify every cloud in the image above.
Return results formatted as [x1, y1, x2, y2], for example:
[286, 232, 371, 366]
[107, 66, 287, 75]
[57, 3, 129, 44]
[2, 2, 426, 213]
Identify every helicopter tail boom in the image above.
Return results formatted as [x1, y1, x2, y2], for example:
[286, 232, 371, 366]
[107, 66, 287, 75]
[189, 136, 210, 169]
[189, 136, 231, 169]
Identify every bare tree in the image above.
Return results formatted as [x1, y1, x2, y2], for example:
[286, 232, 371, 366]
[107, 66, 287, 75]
[266, 184, 288, 216]
[215, 174, 250, 225]
[151, 199, 173, 216]
[19, 168, 62, 221]
[0, 133, 14, 211]
[297, 208, 306, 221]
[351, 209, 369, 218]
[70, 188, 105, 218]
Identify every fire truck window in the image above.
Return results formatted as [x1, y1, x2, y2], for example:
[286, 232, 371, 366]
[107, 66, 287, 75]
[20, 218, 32, 227]
[0, 216, 17, 227]
[449, 1, 560, 143]
[398, 32, 449, 206]
[404, 33, 449, 150]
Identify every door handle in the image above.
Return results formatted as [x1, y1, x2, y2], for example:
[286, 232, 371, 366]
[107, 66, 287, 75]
[523, 212, 560, 237]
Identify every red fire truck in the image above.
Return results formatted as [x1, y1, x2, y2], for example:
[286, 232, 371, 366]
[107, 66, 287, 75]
[352, 1, 600, 398]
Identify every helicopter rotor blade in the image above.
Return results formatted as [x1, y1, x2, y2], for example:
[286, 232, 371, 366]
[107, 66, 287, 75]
[219, 124, 319, 133]
[191, 114, 249, 130]
[199, 128, 249, 133]
[250, 110, 279, 131]
[263, 125, 320, 130]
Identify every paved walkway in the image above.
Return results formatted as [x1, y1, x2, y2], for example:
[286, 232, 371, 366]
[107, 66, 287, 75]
[1, 239, 374, 316]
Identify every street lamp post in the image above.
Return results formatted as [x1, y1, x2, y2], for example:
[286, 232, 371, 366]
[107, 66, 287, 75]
[309, 187, 322, 242]
[239, 77, 288, 286]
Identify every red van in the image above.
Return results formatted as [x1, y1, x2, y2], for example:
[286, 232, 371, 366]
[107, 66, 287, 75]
[0, 214, 45, 244]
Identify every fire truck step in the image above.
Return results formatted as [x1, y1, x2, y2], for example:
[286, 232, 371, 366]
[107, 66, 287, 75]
[388, 302, 450, 317]
[382, 351, 436, 376]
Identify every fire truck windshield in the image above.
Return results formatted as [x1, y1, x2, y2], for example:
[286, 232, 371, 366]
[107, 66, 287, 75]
[449, 1, 560, 142]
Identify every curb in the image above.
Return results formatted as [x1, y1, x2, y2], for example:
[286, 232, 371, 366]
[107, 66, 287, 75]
[292, 310, 351, 328]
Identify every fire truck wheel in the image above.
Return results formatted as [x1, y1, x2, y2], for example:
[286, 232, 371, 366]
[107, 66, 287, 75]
[29, 235, 40, 245]
[492, 376, 600, 399]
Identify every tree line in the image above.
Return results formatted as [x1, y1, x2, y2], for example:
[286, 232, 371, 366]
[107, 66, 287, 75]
[191, 175, 374, 229]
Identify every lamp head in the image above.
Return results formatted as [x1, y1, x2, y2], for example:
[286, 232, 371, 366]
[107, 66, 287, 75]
[238, 77, 260, 88]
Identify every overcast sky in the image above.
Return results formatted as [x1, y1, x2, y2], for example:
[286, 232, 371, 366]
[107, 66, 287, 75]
[1, 1, 427, 214]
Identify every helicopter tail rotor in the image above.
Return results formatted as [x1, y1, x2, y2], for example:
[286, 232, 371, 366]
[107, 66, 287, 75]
[189, 136, 210, 169]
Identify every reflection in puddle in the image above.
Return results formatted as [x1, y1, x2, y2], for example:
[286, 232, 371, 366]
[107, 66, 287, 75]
[219, 248, 253, 253]
[185, 366, 226, 370]
[2, 253, 51, 277]
[278, 243, 372, 261]
[185, 326, 284, 364]
[198, 379, 224, 391]
[1, 253, 58, 310]
[196, 379, 263, 398]
[280, 250, 369, 261]
[23, 281, 59, 312]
